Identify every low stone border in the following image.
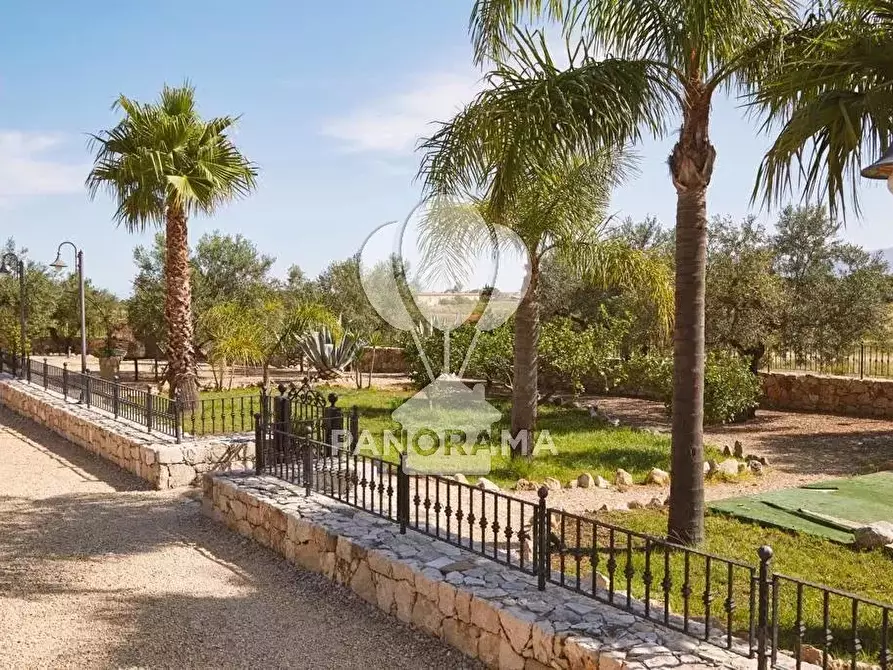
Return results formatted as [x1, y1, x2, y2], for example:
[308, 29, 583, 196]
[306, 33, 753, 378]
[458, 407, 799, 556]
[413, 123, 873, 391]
[204, 472, 808, 670]
[0, 377, 253, 489]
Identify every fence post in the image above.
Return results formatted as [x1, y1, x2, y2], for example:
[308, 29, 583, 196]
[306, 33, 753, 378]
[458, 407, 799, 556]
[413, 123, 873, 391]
[174, 389, 182, 443]
[302, 424, 313, 496]
[273, 384, 287, 466]
[536, 486, 549, 591]
[397, 454, 409, 534]
[112, 376, 120, 418]
[26, 356, 31, 383]
[860, 343, 865, 379]
[43, 358, 48, 389]
[756, 545, 774, 670]
[10, 350, 17, 377]
[349, 406, 360, 451]
[254, 412, 265, 474]
[0, 348, 4, 374]
[62, 363, 68, 399]
[145, 385, 154, 433]
[134, 358, 139, 382]
[84, 373, 92, 407]
[153, 357, 159, 382]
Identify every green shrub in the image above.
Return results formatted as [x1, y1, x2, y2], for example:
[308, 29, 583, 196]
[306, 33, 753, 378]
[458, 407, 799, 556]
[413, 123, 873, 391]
[622, 350, 760, 424]
[539, 317, 627, 395]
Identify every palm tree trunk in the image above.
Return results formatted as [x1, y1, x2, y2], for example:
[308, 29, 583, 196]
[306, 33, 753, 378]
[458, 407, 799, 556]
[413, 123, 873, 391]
[510, 259, 539, 457]
[164, 203, 199, 409]
[667, 89, 715, 546]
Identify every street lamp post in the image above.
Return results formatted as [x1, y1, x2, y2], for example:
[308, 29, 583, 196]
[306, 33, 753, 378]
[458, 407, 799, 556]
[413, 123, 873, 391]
[0, 252, 27, 368]
[50, 242, 87, 374]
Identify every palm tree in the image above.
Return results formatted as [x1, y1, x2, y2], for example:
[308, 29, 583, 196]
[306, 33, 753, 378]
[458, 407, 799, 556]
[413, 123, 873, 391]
[87, 83, 257, 407]
[420, 132, 672, 455]
[464, 0, 795, 544]
[752, 0, 893, 217]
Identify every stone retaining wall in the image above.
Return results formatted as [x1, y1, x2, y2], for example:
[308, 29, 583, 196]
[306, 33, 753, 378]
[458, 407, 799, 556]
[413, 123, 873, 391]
[759, 372, 893, 419]
[204, 472, 802, 670]
[0, 377, 253, 489]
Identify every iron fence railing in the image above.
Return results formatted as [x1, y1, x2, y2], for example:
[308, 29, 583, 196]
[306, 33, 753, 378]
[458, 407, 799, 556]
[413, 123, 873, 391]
[0, 350, 181, 442]
[766, 343, 893, 380]
[254, 410, 892, 670]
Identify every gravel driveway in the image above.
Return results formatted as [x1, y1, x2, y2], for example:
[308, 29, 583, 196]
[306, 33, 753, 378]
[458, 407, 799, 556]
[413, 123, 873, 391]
[0, 407, 479, 670]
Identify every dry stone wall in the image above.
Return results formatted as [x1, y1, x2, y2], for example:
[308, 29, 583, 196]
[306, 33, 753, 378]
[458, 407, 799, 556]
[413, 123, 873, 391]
[0, 376, 253, 489]
[759, 372, 893, 419]
[204, 472, 810, 670]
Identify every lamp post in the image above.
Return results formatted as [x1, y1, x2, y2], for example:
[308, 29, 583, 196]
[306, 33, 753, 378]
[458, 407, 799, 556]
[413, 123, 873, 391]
[860, 145, 893, 189]
[50, 242, 87, 374]
[0, 252, 27, 368]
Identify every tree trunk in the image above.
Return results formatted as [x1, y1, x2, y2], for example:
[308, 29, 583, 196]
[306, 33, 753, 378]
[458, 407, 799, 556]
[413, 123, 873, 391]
[164, 203, 199, 409]
[667, 87, 715, 546]
[510, 260, 539, 457]
[262, 361, 270, 387]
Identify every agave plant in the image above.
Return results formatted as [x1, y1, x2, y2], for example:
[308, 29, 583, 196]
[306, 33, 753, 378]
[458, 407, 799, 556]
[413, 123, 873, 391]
[300, 327, 362, 379]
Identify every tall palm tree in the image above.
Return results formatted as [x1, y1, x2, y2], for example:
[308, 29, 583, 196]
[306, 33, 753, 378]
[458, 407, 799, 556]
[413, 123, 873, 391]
[752, 0, 893, 217]
[87, 83, 257, 407]
[466, 0, 795, 544]
[421, 117, 672, 453]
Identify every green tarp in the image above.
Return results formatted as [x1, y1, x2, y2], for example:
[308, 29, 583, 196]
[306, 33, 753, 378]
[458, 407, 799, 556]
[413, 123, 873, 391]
[709, 472, 893, 544]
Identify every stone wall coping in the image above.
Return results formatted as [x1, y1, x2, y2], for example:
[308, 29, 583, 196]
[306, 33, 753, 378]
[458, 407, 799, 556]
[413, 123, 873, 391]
[204, 472, 815, 670]
[0, 376, 254, 489]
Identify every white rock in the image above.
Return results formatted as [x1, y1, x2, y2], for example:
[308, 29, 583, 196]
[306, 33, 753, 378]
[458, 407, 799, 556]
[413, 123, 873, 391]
[614, 469, 634, 487]
[454, 473, 469, 484]
[476, 477, 500, 493]
[645, 468, 670, 486]
[595, 475, 611, 489]
[543, 477, 562, 491]
[713, 459, 741, 478]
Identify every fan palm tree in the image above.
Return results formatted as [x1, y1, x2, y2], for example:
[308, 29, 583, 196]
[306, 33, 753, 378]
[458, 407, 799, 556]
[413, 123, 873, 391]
[420, 130, 672, 455]
[465, 0, 796, 544]
[87, 83, 258, 407]
[752, 0, 893, 217]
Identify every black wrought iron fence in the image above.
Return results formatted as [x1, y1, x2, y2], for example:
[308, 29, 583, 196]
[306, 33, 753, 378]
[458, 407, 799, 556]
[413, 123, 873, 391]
[0, 351, 181, 441]
[253, 412, 892, 670]
[766, 343, 893, 380]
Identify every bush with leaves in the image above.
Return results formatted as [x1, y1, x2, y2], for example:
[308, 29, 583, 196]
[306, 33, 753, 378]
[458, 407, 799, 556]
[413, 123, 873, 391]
[539, 317, 627, 396]
[623, 350, 760, 424]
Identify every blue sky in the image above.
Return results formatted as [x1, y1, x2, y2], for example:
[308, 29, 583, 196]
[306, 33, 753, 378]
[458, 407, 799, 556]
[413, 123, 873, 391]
[2, 1, 892, 296]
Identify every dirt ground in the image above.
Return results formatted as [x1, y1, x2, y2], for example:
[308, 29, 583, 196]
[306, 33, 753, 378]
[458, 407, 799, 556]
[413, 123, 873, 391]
[532, 396, 893, 516]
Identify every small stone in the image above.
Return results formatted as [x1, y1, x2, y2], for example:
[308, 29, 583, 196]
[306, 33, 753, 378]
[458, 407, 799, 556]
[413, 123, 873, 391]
[854, 521, 893, 549]
[645, 468, 670, 486]
[566, 479, 578, 489]
[733, 440, 744, 459]
[595, 475, 611, 489]
[646, 497, 664, 510]
[615, 469, 633, 487]
[628, 500, 644, 510]
[477, 477, 500, 492]
[748, 460, 764, 476]
[577, 472, 594, 488]
[800, 644, 823, 666]
[543, 477, 562, 491]
[712, 459, 741, 478]
[514, 478, 539, 492]
[454, 473, 469, 484]
[722, 445, 732, 457]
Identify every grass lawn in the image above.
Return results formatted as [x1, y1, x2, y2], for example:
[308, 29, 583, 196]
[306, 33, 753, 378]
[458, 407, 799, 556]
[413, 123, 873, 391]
[188, 385, 726, 487]
[564, 508, 893, 662]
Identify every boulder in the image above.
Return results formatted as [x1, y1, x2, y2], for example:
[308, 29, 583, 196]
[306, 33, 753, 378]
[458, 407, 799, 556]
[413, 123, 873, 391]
[853, 521, 893, 549]
[713, 459, 741, 478]
[476, 477, 501, 493]
[748, 460, 765, 476]
[514, 478, 539, 492]
[577, 472, 594, 489]
[645, 468, 670, 486]
[614, 469, 634, 487]
[543, 477, 562, 491]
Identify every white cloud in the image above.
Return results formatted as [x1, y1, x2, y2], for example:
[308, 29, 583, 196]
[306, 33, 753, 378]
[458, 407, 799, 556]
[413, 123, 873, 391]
[0, 131, 85, 199]
[321, 71, 483, 154]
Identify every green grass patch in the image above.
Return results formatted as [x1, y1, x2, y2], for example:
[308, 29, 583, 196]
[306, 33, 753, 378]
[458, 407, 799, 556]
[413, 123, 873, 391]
[558, 509, 893, 662]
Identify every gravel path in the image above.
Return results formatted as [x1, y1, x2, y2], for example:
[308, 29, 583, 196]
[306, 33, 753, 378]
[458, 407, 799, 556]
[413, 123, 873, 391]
[0, 407, 479, 670]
